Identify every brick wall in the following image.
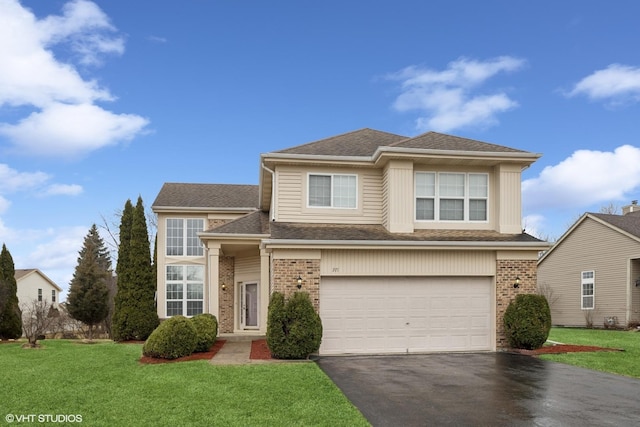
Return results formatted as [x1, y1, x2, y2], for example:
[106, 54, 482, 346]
[272, 259, 320, 311]
[218, 256, 235, 333]
[495, 259, 537, 348]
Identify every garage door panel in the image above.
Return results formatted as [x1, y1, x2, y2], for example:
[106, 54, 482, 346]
[320, 276, 492, 355]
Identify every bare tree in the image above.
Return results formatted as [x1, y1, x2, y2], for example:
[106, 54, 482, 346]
[536, 282, 559, 308]
[599, 202, 621, 215]
[21, 299, 57, 348]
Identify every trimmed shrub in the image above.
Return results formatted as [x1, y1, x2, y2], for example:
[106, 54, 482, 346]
[266, 292, 287, 357]
[267, 291, 323, 359]
[503, 294, 551, 350]
[143, 316, 197, 359]
[191, 313, 218, 352]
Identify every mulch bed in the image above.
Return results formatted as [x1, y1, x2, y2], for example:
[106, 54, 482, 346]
[139, 339, 273, 364]
[512, 344, 624, 356]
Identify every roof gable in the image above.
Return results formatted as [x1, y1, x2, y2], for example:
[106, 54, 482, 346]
[152, 183, 259, 210]
[538, 212, 640, 264]
[15, 268, 62, 291]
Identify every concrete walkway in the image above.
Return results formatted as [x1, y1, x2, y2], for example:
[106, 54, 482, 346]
[208, 336, 311, 365]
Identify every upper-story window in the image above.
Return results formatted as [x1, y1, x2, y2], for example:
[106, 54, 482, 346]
[308, 174, 357, 208]
[166, 218, 205, 256]
[415, 172, 488, 221]
[52, 289, 56, 303]
[38, 288, 42, 302]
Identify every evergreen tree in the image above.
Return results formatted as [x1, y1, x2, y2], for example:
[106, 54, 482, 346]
[0, 244, 22, 339]
[67, 225, 110, 340]
[112, 197, 159, 341]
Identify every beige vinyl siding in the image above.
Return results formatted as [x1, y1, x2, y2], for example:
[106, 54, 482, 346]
[538, 217, 640, 326]
[235, 255, 261, 284]
[381, 165, 390, 229]
[495, 164, 522, 234]
[321, 249, 496, 276]
[383, 160, 414, 232]
[276, 166, 383, 224]
[631, 259, 640, 322]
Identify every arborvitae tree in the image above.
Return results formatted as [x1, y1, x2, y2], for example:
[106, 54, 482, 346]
[67, 225, 110, 341]
[0, 244, 22, 339]
[112, 197, 159, 341]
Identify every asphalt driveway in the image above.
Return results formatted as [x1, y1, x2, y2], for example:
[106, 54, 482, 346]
[316, 353, 640, 427]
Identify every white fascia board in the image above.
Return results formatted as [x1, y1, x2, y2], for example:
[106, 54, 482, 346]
[153, 206, 258, 213]
[373, 147, 542, 162]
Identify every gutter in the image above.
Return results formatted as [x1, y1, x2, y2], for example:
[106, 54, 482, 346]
[260, 163, 276, 220]
[260, 238, 550, 250]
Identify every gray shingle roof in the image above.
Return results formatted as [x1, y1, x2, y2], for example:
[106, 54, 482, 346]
[208, 217, 543, 243]
[274, 128, 407, 156]
[152, 183, 259, 209]
[269, 222, 543, 242]
[271, 128, 529, 157]
[205, 211, 270, 234]
[390, 131, 527, 153]
[590, 213, 640, 239]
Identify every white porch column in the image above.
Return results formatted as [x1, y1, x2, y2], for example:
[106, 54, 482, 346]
[207, 243, 221, 319]
[259, 248, 271, 334]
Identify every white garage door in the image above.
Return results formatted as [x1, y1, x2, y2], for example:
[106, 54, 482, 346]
[319, 276, 492, 355]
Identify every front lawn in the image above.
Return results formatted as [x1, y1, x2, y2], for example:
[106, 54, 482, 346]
[0, 340, 368, 427]
[541, 327, 640, 378]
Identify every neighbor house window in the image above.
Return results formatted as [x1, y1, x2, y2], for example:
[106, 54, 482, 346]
[166, 265, 204, 317]
[415, 172, 488, 221]
[52, 290, 56, 303]
[38, 288, 42, 302]
[581, 270, 595, 309]
[166, 218, 205, 256]
[308, 174, 357, 208]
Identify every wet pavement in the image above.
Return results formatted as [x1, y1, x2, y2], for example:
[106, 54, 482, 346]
[316, 352, 640, 427]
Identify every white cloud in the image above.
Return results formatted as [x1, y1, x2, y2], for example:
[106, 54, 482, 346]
[0, 162, 82, 200]
[0, 103, 149, 157]
[568, 64, 640, 102]
[0, 0, 148, 157]
[387, 56, 525, 132]
[42, 183, 83, 197]
[522, 145, 640, 211]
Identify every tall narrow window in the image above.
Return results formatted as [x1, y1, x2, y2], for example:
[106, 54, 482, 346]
[308, 174, 357, 208]
[38, 288, 42, 302]
[469, 174, 488, 221]
[581, 271, 595, 309]
[52, 289, 56, 303]
[166, 218, 204, 256]
[416, 172, 435, 220]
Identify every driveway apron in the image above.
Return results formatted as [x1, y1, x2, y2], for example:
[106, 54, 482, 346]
[316, 353, 640, 427]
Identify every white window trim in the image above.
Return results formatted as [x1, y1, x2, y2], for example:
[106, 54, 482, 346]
[165, 218, 205, 257]
[581, 270, 595, 310]
[414, 172, 489, 222]
[306, 173, 358, 209]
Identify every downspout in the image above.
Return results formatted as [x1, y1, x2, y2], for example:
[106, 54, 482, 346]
[261, 163, 276, 221]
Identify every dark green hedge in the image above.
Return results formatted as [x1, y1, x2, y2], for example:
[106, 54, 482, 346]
[143, 316, 197, 359]
[191, 313, 218, 352]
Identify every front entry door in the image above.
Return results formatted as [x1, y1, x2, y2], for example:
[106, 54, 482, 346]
[240, 282, 259, 329]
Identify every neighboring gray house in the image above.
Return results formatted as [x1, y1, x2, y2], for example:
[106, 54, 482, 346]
[537, 202, 640, 328]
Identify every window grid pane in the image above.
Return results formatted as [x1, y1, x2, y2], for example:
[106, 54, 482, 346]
[186, 301, 203, 316]
[416, 198, 434, 220]
[166, 266, 204, 317]
[416, 173, 435, 197]
[166, 301, 183, 316]
[469, 199, 487, 221]
[166, 219, 184, 256]
[333, 175, 356, 208]
[186, 219, 204, 256]
[439, 173, 465, 197]
[440, 199, 464, 220]
[469, 174, 488, 197]
[309, 175, 331, 206]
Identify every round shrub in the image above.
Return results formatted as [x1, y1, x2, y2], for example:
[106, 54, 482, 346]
[190, 313, 218, 352]
[267, 291, 323, 359]
[503, 294, 551, 350]
[142, 315, 197, 359]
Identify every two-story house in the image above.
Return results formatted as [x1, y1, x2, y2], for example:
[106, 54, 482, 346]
[152, 128, 548, 355]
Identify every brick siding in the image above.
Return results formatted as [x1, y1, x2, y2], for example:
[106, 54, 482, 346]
[495, 259, 537, 348]
[218, 256, 235, 333]
[272, 259, 320, 311]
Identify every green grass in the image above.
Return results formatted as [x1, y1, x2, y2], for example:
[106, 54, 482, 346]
[0, 340, 369, 427]
[540, 327, 640, 378]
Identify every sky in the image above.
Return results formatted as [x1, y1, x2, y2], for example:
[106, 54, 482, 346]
[2, 0, 640, 299]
